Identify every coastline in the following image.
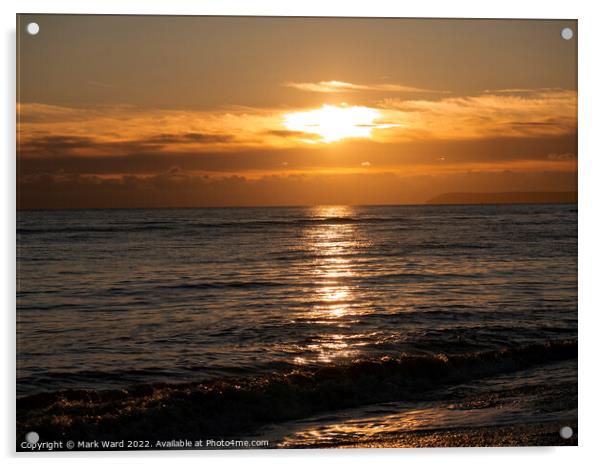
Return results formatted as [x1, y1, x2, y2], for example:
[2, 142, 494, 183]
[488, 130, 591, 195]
[17, 341, 577, 450]
[334, 422, 577, 448]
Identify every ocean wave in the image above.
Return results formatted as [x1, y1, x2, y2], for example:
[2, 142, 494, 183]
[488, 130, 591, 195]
[151, 273, 480, 291]
[16, 216, 577, 239]
[17, 224, 173, 235]
[17, 216, 415, 236]
[155, 280, 290, 290]
[17, 339, 576, 442]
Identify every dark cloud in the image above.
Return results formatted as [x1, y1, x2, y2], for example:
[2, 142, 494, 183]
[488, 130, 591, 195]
[146, 133, 235, 144]
[17, 170, 577, 210]
[18, 133, 578, 176]
[19, 132, 236, 158]
[21, 135, 97, 156]
[263, 129, 321, 139]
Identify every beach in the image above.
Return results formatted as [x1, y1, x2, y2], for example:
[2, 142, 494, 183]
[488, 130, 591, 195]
[341, 423, 577, 448]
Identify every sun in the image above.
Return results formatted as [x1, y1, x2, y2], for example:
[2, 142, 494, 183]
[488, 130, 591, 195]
[282, 104, 395, 143]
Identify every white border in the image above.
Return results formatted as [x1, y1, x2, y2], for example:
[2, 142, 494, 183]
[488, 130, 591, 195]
[3, 1, 601, 464]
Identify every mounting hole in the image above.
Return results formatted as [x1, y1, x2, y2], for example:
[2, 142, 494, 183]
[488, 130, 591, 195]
[26, 22, 40, 36]
[25, 431, 39, 444]
[559, 426, 573, 439]
[561, 27, 573, 40]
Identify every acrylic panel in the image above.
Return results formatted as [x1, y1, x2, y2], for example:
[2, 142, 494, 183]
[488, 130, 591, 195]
[16, 15, 577, 451]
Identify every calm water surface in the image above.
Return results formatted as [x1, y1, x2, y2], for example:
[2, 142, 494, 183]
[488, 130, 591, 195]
[17, 204, 577, 398]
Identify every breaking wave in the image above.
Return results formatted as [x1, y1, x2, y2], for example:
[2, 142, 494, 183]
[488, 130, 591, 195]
[17, 339, 576, 443]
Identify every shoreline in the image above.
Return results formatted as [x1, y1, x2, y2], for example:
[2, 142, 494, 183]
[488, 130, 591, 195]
[17, 350, 577, 451]
[333, 422, 578, 448]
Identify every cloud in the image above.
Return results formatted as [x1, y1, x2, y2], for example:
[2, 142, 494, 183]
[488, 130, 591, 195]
[17, 87, 577, 163]
[379, 89, 577, 140]
[17, 103, 281, 153]
[21, 135, 97, 157]
[146, 133, 235, 144]
[547, 152, 576, 160]
[483, 87, 566, 95]
[19, 133, 236, 158]
[284, 80, 444, 94]
[263, 129, 322, 140]
[17, 170, 577, 210]
[17, 103, 315, 154]
[17, 132, 577, 179]
[16, 88, 578, 209]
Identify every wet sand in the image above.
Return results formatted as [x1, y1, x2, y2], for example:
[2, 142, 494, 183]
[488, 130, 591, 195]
[335, 422, 577, 448]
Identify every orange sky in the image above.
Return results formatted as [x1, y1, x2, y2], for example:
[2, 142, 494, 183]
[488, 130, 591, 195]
[17, 16, 577, 208]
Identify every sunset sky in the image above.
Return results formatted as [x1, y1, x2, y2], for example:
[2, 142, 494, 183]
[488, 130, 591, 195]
[17, 15, 577, 208]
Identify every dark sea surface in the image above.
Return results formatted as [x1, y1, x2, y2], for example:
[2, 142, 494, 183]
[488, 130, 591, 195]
[16, 204, 577, 446]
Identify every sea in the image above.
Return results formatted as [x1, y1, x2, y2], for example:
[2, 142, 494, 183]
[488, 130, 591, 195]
[16, 204, 577, 446]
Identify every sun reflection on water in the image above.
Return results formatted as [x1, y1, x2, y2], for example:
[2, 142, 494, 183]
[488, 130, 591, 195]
[308, 206, 357, 319]
[297, 206, 367, 363]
